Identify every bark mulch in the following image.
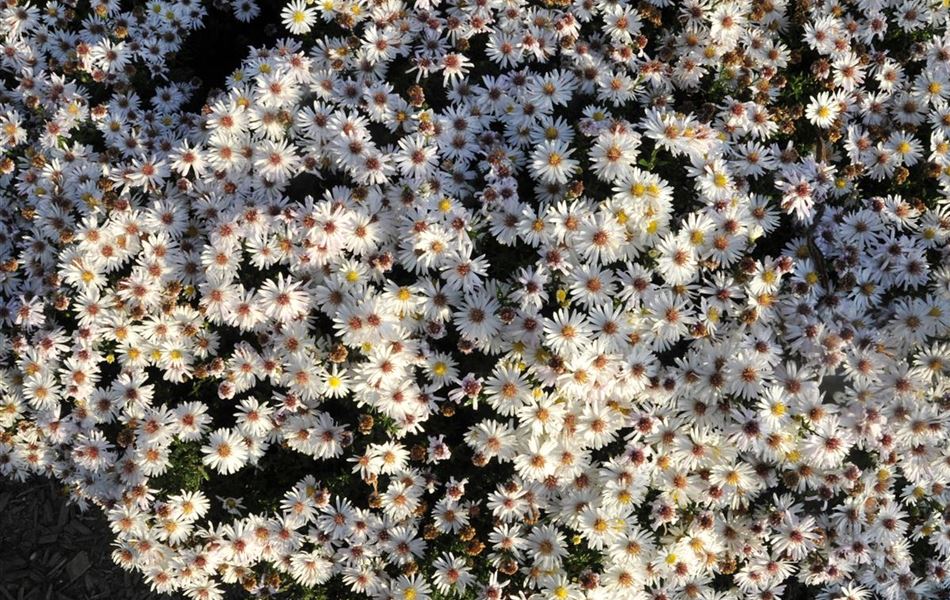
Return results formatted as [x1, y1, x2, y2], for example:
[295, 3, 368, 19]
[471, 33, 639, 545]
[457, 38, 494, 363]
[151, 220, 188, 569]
[0, 477, 161, 600]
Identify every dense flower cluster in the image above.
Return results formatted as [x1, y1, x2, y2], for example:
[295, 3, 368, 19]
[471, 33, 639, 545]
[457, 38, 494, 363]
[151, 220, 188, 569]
[1, 0, 950, 598]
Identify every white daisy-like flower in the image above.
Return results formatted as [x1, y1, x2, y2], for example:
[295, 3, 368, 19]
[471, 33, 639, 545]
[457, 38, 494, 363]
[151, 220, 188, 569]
[258, 274, 312, 323]
[805, 91, 841, 128]
[530, 139, 579, 185]
[281, 0, 317, 34]
[201, 428, 249, 475]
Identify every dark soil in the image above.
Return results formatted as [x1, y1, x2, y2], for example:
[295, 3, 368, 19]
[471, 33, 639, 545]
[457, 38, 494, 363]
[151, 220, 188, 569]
[0, 478, 160, 600]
